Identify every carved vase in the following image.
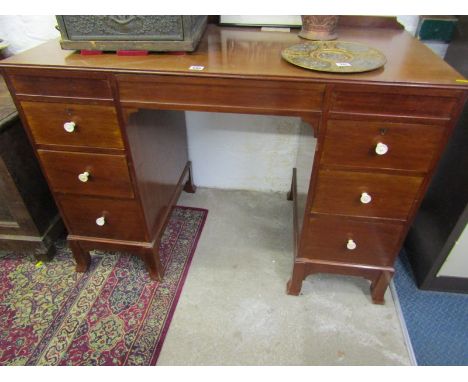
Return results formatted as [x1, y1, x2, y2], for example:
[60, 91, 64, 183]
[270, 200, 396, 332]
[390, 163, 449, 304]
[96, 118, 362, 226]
[299, 16, 339, 41]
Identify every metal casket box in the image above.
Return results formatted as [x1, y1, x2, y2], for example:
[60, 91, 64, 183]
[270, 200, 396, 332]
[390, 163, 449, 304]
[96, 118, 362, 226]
[56, 15, 207, 52]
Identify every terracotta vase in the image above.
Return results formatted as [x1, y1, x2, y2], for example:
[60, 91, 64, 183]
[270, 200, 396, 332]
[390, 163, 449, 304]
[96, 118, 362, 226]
[299, 16, 339, 41]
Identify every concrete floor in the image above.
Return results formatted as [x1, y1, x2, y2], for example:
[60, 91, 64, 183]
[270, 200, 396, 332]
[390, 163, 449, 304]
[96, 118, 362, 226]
[157, 188, 411, 365]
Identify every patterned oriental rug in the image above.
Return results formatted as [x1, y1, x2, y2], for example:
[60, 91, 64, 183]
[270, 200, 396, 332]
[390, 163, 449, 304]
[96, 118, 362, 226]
[0, 206, 207, 366]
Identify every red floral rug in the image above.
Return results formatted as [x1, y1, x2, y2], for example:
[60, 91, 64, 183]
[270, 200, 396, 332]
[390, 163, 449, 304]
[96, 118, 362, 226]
[0, 206, 207, 365]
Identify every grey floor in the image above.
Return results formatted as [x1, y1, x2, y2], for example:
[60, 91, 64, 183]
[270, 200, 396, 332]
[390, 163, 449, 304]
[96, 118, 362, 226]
[157, 188, 411, 365]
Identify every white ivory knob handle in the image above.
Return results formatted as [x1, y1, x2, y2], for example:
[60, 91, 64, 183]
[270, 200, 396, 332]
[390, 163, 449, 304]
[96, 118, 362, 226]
[63, 121, 76, 133]
[96, 216, 106, 226]
[347, 239, 357, 250]
[375, 142, 389, 155]
[78, 171, 90, 183]
[360, 192, 372, 204]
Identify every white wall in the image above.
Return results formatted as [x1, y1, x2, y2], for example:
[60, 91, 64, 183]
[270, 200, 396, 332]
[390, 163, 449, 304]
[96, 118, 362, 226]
[0, 15, 59, 54]
[186, 112, 301, 192]
[437, 224, 468, 278]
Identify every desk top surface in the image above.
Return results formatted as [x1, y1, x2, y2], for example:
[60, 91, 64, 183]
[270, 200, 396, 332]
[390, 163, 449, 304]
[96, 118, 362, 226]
[1, 24, 466, 88]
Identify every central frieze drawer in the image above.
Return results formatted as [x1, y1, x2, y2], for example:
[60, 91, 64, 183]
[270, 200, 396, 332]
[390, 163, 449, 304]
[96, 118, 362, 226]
[57, 195, 147, 242]
[21, 101, 124, 149]
[117, 75, 325, 113]
[321, 119, 446, 172]
[302, 215, 405, 267]
[311, 169, 424, 221]
[38, 150, 134, 199]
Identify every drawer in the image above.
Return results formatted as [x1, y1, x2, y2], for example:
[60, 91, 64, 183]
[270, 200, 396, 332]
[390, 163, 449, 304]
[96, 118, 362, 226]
[311, 169, 424, 220]
[57, 195, 147, 242]
[301, 215, 404, 267]
[37, 150, 134, 198]
[330, 86, 459, 119]
[321, 119, 446, 172]
[21, 101, 124, 149]
[118, 74, 325, 113]
[8, 71, 112, 99]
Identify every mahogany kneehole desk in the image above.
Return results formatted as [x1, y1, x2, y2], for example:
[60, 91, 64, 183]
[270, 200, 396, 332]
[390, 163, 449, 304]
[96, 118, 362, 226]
[1, 25, 467, 304]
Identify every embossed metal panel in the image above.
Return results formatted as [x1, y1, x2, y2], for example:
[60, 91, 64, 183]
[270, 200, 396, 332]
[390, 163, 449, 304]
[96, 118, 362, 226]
[56, 15, 208, 51]
[59, 15, 184, 41]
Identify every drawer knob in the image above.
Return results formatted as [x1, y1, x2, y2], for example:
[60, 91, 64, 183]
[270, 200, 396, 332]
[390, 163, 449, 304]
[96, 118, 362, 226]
[78, 171, 90, 183]
[375, 142, 389, 155]
[347, 239, 357, 250]
[360, 192, 372, 204]
[96, 216, 106, 226]
[63, 121, 76, 133]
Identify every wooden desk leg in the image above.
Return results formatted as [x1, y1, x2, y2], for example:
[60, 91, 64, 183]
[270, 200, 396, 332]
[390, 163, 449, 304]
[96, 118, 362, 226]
[183, 161, 197, 194]
[370, 270, 393, 304]
[287, 171, 294, 201]
[142, 246, 164, 281]
[287, 262, 306, 295]
[69, 240, 91, 273]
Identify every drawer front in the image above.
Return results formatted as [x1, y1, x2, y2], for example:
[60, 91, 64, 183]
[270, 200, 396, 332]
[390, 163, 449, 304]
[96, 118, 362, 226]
[302, 215, 404, 267]
[311, 169, 424, 220]
[9, 73, 113, 99]
[321, 119, 446, 172]
[118, 75, 325, 113]
[330, 87, 459, 118]
[58, 195, 146, 242]
[21, 101, 124, 149]
[37, 150, 134, 198]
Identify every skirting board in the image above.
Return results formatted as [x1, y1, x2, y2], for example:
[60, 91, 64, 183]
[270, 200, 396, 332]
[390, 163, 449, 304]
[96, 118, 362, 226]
[390, 280, 418, 366]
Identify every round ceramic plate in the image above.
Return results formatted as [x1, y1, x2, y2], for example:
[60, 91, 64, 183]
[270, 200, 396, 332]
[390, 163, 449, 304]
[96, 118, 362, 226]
[281, 41, 386, 73]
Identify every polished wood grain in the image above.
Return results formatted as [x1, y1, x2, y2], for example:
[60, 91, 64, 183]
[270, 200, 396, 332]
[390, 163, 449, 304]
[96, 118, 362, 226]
[301, 215, 405, 267]
[68, 240, 91, 273]
[1, 25, 465, 87]
[311, 169, 424, 221]
[287, 258, 394, 304]
[1, 24, 466, 302]
[8, 69, 112, 99]
[123, 108, 190, 240]
[70, 236, 163, 280]
[330, 85, 461, 119]
[20, 101, 124, 149]
[57, 194, 147, 242]
[118, 74, 325, 115]
[337, 16, 403, 29]
[321, 118, 446, 172]
[37, 150, 134, 198]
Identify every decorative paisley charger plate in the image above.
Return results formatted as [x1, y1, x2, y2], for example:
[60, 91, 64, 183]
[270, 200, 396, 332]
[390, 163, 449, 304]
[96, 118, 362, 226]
[281, 41, 386, 73]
